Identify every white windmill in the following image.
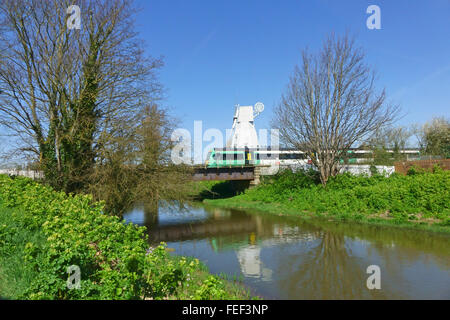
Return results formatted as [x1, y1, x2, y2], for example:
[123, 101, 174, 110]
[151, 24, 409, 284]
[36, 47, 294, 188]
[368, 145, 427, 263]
[227, 102, 264, 149]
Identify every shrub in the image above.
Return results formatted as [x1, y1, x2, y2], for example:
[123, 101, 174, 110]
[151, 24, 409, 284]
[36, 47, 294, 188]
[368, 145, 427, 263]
[194, 276, 229, 300]
[233, 169, 450, 221]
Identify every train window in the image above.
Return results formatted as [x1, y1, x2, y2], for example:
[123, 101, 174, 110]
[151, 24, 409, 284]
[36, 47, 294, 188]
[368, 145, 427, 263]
[216, 152, 244, 161]
[257, 153, 275, 160]
[279, 153, 306, 160]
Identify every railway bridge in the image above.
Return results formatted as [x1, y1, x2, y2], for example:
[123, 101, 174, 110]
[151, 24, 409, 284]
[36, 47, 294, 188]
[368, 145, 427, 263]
[192, 165, 264, 187]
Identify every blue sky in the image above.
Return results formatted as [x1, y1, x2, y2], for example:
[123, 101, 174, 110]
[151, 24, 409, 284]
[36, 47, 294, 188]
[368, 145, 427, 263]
[135, 0, 450, 145]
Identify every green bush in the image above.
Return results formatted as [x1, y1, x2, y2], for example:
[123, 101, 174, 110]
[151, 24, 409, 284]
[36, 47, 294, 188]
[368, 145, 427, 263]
[235, 169, 450, 222]
[194, 276, 229, 300]
[0, 175, 244, 300]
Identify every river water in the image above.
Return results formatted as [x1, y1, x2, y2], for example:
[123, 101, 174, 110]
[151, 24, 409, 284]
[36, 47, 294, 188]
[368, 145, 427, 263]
[123, 203, 450, 299]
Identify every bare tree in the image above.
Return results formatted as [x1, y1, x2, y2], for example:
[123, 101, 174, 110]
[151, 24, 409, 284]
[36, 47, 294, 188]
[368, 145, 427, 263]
[273, 34, 399, 185]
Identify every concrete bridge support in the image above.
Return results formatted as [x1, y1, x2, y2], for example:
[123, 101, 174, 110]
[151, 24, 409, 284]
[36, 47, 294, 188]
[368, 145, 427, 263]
[249, 166, 262, 188]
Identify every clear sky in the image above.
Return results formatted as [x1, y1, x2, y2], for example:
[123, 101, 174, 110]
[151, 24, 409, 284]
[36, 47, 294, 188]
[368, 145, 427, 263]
[135, 0, 450, 146]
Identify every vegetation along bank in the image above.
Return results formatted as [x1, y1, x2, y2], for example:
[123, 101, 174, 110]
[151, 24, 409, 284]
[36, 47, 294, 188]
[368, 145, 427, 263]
[201, 168, 450, 234]
[0, 175, 253, 300]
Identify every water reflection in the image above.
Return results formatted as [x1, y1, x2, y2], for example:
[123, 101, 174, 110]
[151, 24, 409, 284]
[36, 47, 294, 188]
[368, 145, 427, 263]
[123, 202, 450, 299]
[236, 245, 273, 281]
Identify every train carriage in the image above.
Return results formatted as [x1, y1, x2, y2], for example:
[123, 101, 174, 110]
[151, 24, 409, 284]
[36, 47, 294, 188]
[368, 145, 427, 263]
[205, 148, 261, 167]
[205, 147, 421, 168]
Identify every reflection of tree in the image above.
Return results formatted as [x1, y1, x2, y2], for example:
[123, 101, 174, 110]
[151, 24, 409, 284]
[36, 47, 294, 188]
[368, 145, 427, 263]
[143, 201, 159, 226]
[306, 219, 450, 271]
[140, 206, 260, 244]
[278, 231, 390, 299]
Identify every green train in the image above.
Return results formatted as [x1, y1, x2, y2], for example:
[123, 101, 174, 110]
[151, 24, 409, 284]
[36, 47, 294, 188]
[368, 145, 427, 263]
[205, 148, 261, 167]
[204, 148, 308, 168]
[205, 148, 421, 168]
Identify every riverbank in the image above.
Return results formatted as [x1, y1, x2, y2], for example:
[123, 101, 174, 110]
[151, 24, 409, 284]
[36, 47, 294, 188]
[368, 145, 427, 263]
[0, 174, 253, 300]
[202, 169, 450, 234]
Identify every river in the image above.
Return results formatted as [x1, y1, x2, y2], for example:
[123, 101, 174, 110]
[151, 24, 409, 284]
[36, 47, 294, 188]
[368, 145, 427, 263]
[123, 202, 450, 299]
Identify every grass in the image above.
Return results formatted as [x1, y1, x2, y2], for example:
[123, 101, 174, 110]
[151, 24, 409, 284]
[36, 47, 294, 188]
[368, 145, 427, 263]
[0, 206, 45, 299]
[204, 198, 450, 234]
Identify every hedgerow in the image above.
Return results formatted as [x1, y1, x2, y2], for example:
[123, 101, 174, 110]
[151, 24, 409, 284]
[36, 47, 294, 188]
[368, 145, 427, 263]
[235, 168, 450, 224]
[0, 175, 245, 299]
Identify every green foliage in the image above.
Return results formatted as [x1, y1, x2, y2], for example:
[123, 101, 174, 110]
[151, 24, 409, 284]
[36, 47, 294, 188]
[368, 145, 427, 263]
[142, 245, 201, 299]
[407, 164, 445, 176]
[406, 165, 426, 176]
[0, 175, 248, 300]
[0, 206, 47, 298]
[232, 169, 450, 223]
[369, 165, 378, 176]
[194, 276, 229, 300]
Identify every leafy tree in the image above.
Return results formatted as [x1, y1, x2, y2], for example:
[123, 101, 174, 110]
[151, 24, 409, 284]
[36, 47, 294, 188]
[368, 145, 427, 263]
[414, 117, 450, 158]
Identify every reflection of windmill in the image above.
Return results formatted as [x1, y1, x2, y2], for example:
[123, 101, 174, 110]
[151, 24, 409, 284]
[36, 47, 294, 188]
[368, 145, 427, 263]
[227, 102, 264, 148]
[236, 245, 272, 281]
